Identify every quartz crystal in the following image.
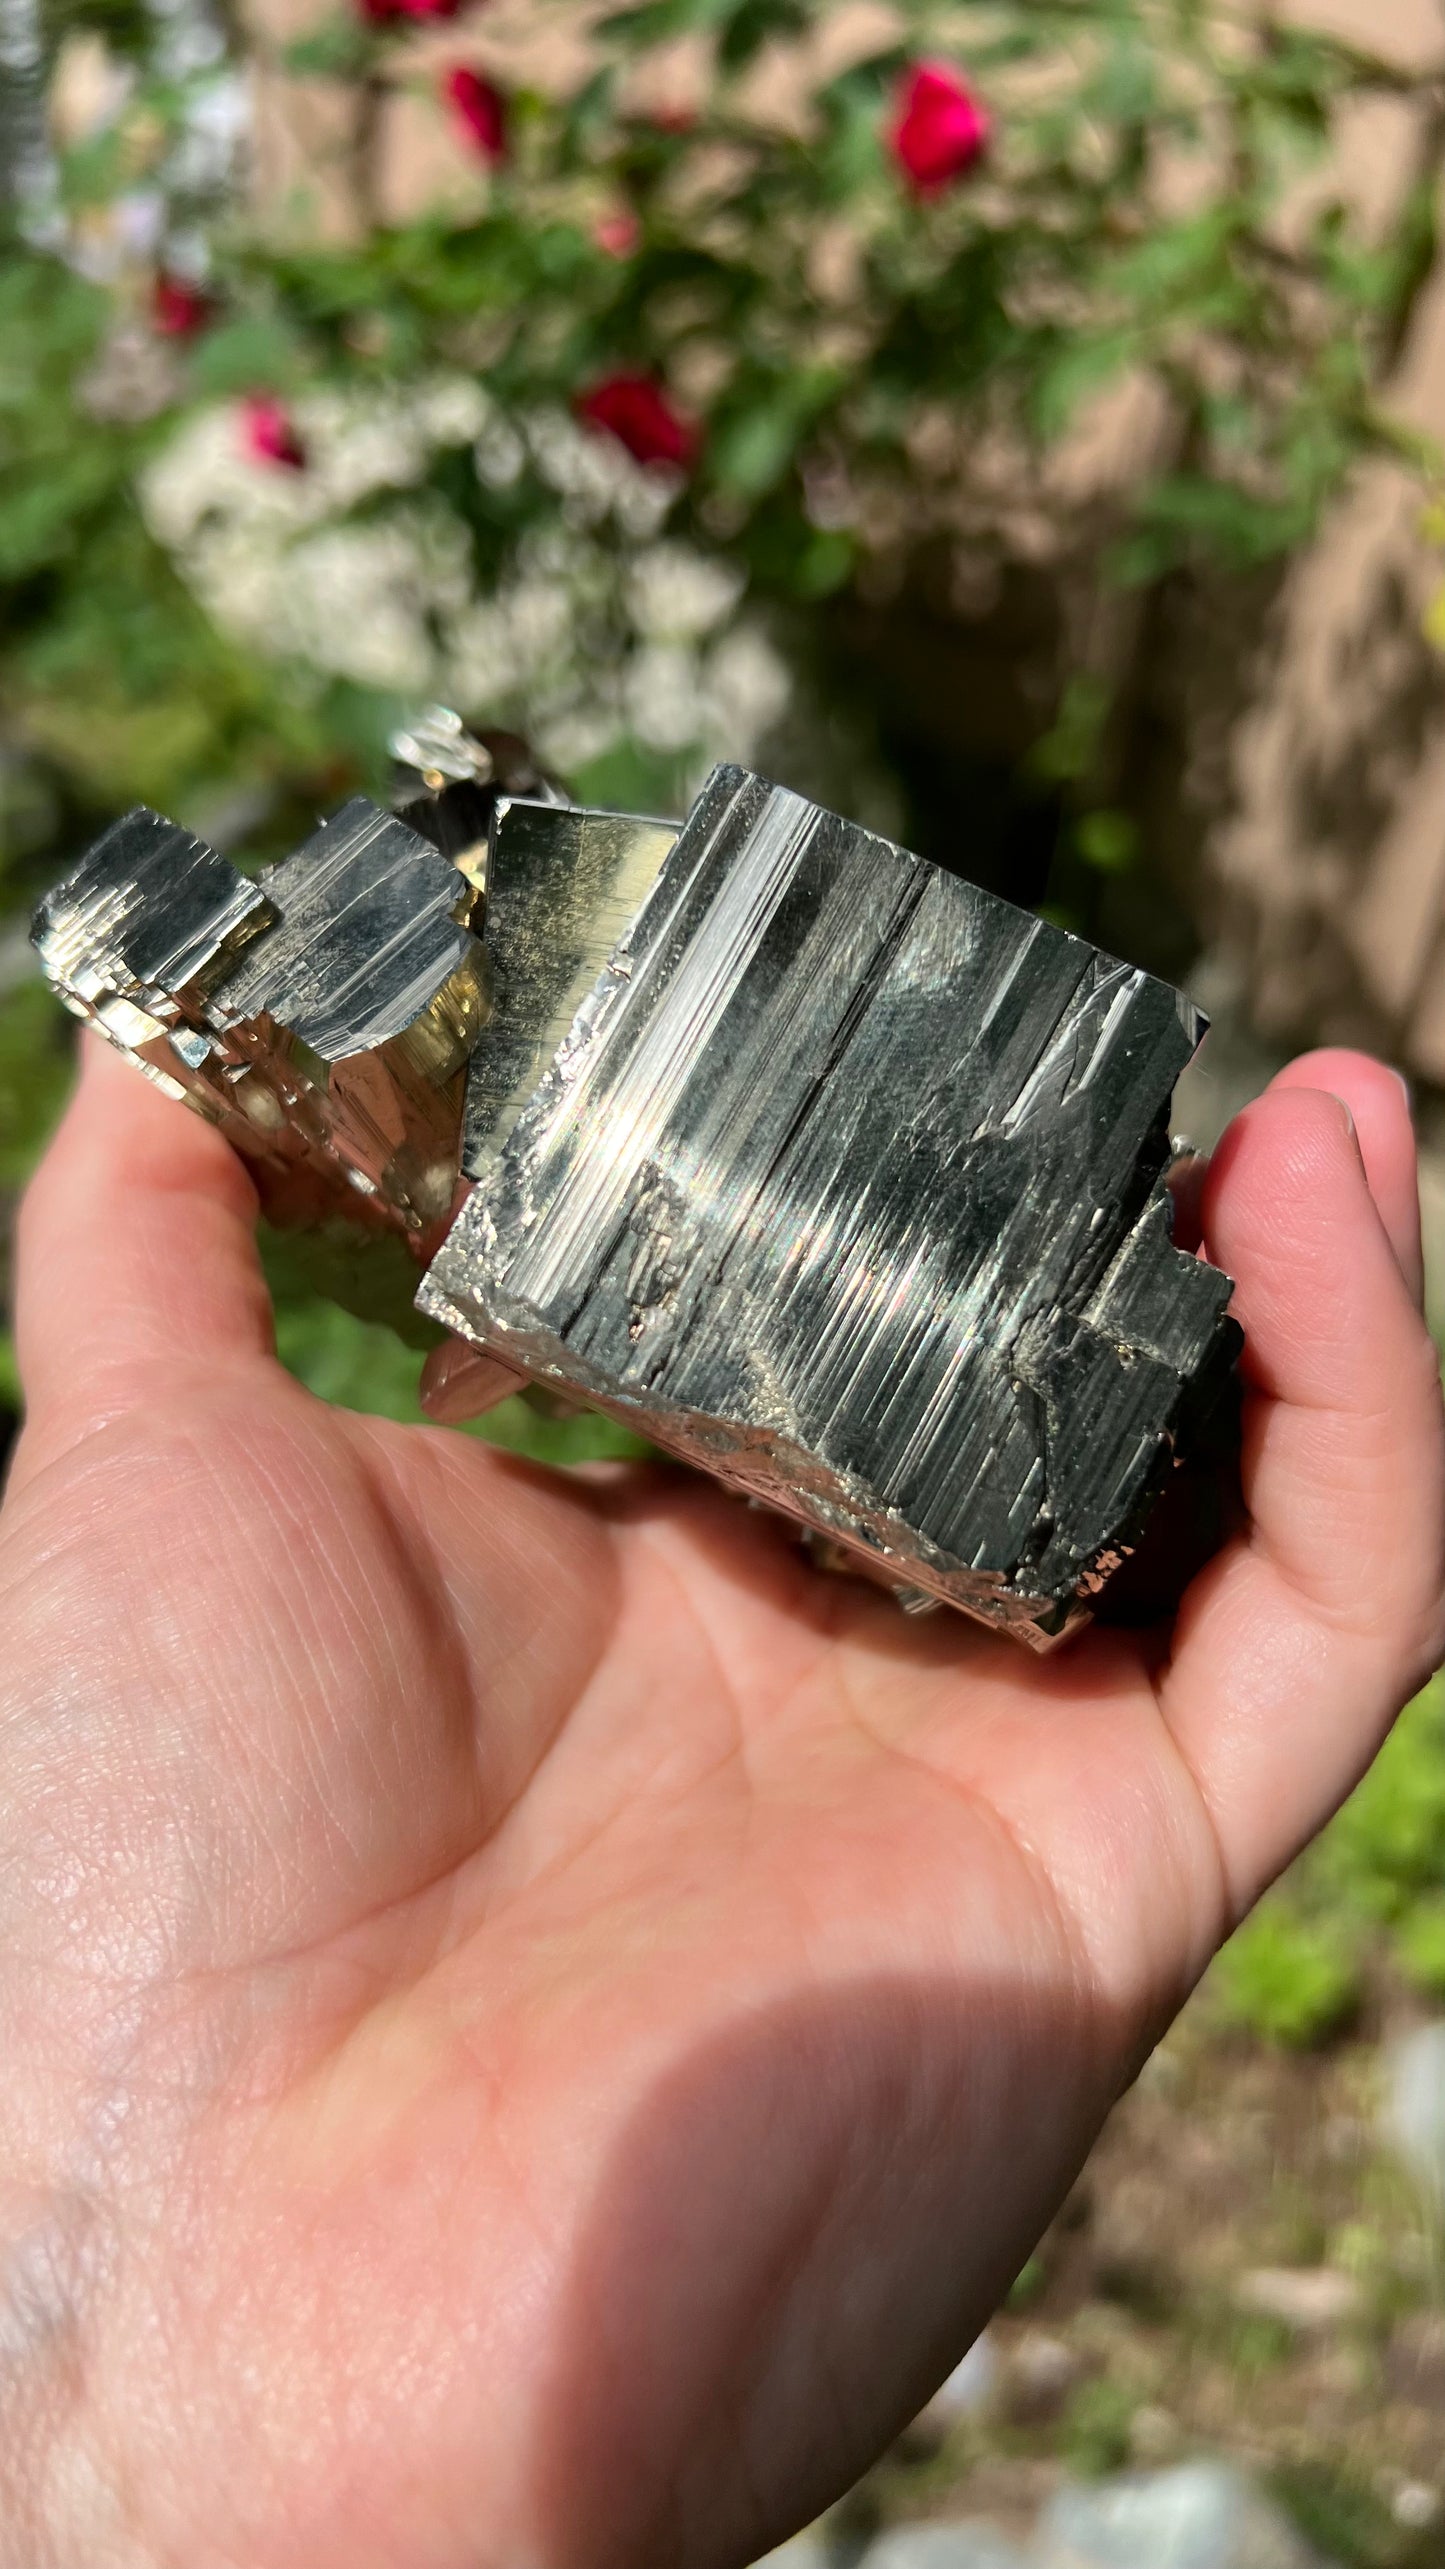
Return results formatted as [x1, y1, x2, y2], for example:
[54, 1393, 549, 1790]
[34, 751, 1237, 1645]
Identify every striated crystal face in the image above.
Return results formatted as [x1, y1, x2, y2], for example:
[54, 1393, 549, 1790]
[34, 751, 1237, 1644]
[35, 795, 487, 1244]
[419, 767, 1238, 1644]
[462, 798, 677, 1176]
[34, 806, 276, 1068]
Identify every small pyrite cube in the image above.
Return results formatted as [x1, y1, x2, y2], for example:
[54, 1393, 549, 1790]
[420, 765, 1238, 1645]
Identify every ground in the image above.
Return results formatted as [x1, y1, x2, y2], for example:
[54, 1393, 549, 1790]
[831, 1985, 1445, 2566]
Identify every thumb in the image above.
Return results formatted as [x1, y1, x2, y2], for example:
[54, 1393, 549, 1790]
[1160, 1068, 1445, 1915]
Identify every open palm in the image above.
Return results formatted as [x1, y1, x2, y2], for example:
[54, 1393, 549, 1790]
[0, 1036, 1440, 2569]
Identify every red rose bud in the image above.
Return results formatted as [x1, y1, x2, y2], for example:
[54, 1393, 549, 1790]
[890, 61, 990, 194]
[593, 206, 640, 260]
[576, 373, 697, 472]
[240, 395, 306, 471]
[445, 65, 508, 161]
[152, 272, 213, 338]
[360, 0, 464, 22]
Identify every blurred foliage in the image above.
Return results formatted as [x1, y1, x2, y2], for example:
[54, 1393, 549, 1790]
[3, 0, 1443, 840]
[1213, 1905, 1363, 2050]
[1269, 2460, 1431, 2569]
[269, 1279, 651, 1458]
[1060, 2377, 1137, 2479]
[1211, 1677, 1445, 2045]
[0, 978, 72, 1187]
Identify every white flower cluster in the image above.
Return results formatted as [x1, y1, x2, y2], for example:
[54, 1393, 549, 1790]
[141, 381, 792, 785]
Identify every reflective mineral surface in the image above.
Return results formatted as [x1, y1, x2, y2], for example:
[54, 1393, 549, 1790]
[34, 752, 1237, 1644]
[420, 766, 1239, 1644]
[35, 796, 487, 1243]
[462, 798, 677, 1175]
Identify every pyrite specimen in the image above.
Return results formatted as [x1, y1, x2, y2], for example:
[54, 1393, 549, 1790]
[419, 766, 1238, 1644]
[35, 795, 488, 1242]
[34, 747, 1237, 1645]
[463, 797, 677, 1175]
[388, 703, 568, 898]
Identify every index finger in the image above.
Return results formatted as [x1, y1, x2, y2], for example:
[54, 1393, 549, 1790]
[8, 1034, 275, 1495]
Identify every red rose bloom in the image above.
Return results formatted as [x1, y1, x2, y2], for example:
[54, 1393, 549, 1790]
[152, 273, 213, 339]
[240, 395, 307, 472]
[444, 65, 507, 161]
[593, 206, 640, 260]
[361, 0, 464, 21]
[575, 373, 697, 472]
[890, 61, 990, 194]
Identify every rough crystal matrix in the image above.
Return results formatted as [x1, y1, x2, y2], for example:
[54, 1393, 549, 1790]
[420, 766, 1237, 1643]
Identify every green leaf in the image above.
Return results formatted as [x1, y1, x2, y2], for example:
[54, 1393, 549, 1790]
[188, 315, 309, 397]
[1212, 1907, 1361, 2049]
[597, 0, 738, 39]
[709, 365, 842, 500]
[1074, 807, 1137, 873]
[1396, 1895, 1445, 2000]
[0, 977, 72, 1187]
[1318, 1674, 1445, 1915]
[1120, 470, 1318, 577]
[0, 447, 121, 577]
[280, 15, 373, 77]
[1029, 676, 1113, 786]
[709, 402, 799, 499]
[1108, 204, 1243, 310]
[716, 0, 810, 71]
[1029, 328, 1137, 440]
[1087, 35, 1158, 126]
[1062, 2380, 1137, 2480]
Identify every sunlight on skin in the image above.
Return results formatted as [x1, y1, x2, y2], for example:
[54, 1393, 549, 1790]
[0, 1035, 1439, 2569]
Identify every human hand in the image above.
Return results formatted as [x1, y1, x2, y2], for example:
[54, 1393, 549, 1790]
[1, 1036, 1439, 2569]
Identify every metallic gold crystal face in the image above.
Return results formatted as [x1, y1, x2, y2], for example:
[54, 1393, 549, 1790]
[462, 799, 677, 1175]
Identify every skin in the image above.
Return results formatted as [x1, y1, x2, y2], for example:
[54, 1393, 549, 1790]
[0, 1035, 1440, 2569]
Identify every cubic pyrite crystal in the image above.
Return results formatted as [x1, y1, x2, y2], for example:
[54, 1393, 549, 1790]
[33, 749, 1237, 1646]
[420, 767, 1237, 1642]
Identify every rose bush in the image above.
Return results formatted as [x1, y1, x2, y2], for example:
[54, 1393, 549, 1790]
[3, 0, 1440, 860]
